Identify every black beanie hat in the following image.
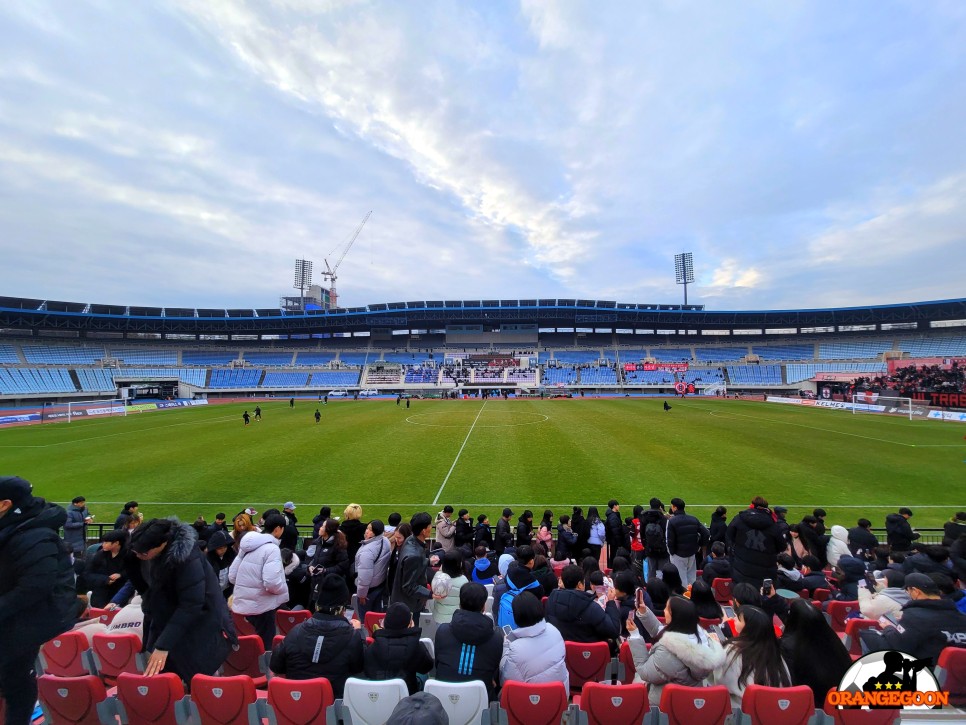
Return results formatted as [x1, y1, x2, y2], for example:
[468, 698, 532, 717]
[383, 602, 412, 631]
[315, 574, 350, 610]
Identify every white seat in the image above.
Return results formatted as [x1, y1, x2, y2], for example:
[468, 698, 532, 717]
[424, 680, 489, 725]
[418, 612, 439, 641]
[484, 583, 494, 596]
[419, 637, 435, 661]
[483, 596, 493, 614]
[340, 677, 408, 725]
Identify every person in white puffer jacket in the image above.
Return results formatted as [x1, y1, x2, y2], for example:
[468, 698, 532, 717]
[827, 525, 852, 568]
[229, 514, 289, 649]
[500, 591, 569, 690]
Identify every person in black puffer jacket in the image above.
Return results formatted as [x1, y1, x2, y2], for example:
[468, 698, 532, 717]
[270, 574, 364, 696]
[885, 508, 919, 552]
[364, 602, 434, 694]
[310, 519, 350, 603]
[545, 564, 621, 644]
[725, 497, 786, 588]
[708, 506, 728, 546]
[434, 583, 504, 700]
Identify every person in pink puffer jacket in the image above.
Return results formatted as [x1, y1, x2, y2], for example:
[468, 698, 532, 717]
[229, 514, 289, 649]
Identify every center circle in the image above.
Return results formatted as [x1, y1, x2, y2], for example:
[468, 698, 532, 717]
[405, 410, 550, 428]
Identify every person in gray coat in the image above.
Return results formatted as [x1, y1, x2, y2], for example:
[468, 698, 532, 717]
[626, 595, 726, 706]
[354, 519, 392, 618]
[63, 496, 92, 556]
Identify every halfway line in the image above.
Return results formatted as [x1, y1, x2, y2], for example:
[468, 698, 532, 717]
[432, 401, 487, 506]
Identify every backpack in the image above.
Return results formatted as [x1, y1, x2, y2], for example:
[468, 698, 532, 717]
[644, 521, 668, 557]
[497, 576, 540, 629]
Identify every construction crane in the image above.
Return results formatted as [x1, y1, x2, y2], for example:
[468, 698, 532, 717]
[321, 211, 371, 309]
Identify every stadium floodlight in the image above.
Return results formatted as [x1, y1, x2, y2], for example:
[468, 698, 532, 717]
[293, 258, 313, 312]
[674, 252, 695, 305]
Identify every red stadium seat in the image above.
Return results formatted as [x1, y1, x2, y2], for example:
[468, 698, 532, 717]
[699, 617, 722, 630]
[188, 675, 258, 725]
[658, 683, 732, 725]
[813, 588, 831, 602]
[274, 609, 311, 637]
[230, 612, 257, 638]
[38, 674, 108, 725]
[739, 684, 815, 725]
[936, 647, 966, 707]
[258, 677, 334, 725]
[272, 635, 285, 650]
[577, 682, 649, 725]
[363, 611, 386, 637]
[90, 632, 144, 683]
[115, 672, 186, 725]
[823, 691, 899, 725]
[842, 619, 879, 659]
[618, 640, 636, 685]
[39, 631, 91, 677]
[221, 635, 267, 688]
[711, 578, 732, 604]
[564, 641, 611, 692]
[825, 601, 859, 633]
[499, 681, 568, 725]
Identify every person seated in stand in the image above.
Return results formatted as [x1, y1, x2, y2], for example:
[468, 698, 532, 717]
[645, 578, 671, 613]
[829, 555, 867, 601]
[721, 583, 784, 639]
[712, 605, 791, 708]
[613, 570, 654, 638]
[470, 545, 499, 585]
[499, 592, 568, 689]
[659, 563, 685, 597]
[430, 550, 467, 625]
[433, 583, 504, 701]
[626, 594, 725, 707]
[780, 598, 851, 707]
[531, 554, 558, 595]
[858, 569, 909, 621]
[799, 555, 832, 597]
[364, 602, 434, 694]
[690, 579, 724, 621]
[544, 564, 621, 644]
[848, 518, 879, 559]
[494, 546, 544, 625]
[85, 530, 129, 608]
[700, 542, 732, 585]
[270, 574, 364, 696]
[775, 553, 805, 593]
[903, 545, 954, 577]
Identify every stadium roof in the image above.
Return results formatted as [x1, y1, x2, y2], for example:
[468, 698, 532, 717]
[1, 296, 964, 338]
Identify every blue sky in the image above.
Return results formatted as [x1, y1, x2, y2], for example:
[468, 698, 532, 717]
[0, 0, 964, 311]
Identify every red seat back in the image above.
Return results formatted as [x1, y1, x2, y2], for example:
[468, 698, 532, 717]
[364, 611, 386, 637]
[740, 684, 814, 725]
[659, 684, 731, 725]
[842, 619, 879, 658]
[190, 675, 257, 725]
[40, 631, 90, 677]
[499, 681, 568, 725]
[222, 635, 266, 686]
[711, 578, 732, 603]
[230, 612, 257, 637]
[617, 640, 635, 685]
[938, 647, 966, 707]
[116, 672, 185, 725]
[823, 689, 899, 725]
[92, 632, 143, 682]
[813, 588, 831, 602]
[578, 682, 649, 725]
[826, 601, 858, 633]
[564, 641, 611, 691]
[38, 674, 107, 725]
[699, 617, 722, 630]
[266, 677, 334, 725]
[274, 609, 311, 637]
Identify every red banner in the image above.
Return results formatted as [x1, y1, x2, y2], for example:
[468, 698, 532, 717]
[641, 363, 689, 372]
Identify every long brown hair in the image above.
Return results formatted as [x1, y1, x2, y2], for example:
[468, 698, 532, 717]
[725, 606, 791, 688]
[323, 518, 347, 550]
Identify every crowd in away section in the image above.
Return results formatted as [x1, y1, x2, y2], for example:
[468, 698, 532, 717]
[2, 475, 966, 725]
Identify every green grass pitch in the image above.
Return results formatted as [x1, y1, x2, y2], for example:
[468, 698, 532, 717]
[2, 398, 963, 529]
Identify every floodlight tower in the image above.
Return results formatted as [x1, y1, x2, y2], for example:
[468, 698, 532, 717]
[674, 252, 694, 306]
[294, 258, 313, 312]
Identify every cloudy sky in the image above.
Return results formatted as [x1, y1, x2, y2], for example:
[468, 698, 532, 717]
[1, 1, 964, 312]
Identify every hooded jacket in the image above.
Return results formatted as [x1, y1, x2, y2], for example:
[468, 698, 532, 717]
[354, 534, 392, 601]
[435, 513, 456, 552]
[726, 507, 786, 587]
[827, 526, 851, 568]
[206, 530, 236, 596]
[228, 532, 288, 616]
[847, 525, 879, 557]
[0, 498, 75, 659]
[776, 566, 805, 593]
[364, 626, 434, 694]
[943, 519, 966, 548]
[701, 558, 732, 585]
[495, 518, 513, 554]
[454, 517, 474, 548]
[471, 556, 499, 585]
[629, 607, 726, 706]
[269, 613, 364, 696]
[473, 523, 493, 551]
[555, 523, 577, 561]
[434, 608, 504, 700]
[708, 511, 728, 545]
[391, 535, 432, 612]
[126, 522, 234, 683]
[666, 510, 710, 559]
[797, 522, 830, 568]
[885, 513, 919, 551]
[858, 585, 910, 620]
[832, 556, 867, 600]
[545, 587, 621, 643]
[860, 598, 966, 662]
[903, 552, 953, 577]
[500, 620, 569, 690]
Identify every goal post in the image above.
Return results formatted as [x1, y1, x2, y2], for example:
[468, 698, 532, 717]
[66, 399, 128, 422]
[850, 394, 915, 421]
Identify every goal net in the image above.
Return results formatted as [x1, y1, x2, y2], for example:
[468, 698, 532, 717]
[702, 382, 728, 396]
[850, 394, 925, 421]
[66, 399, 128, 422]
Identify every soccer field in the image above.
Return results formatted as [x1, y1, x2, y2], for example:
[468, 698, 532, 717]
[2, 397, 963, 528]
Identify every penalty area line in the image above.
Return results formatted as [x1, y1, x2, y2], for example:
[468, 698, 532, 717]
[432, 401, 487, 506]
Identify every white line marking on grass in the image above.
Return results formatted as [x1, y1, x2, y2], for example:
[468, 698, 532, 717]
[0, 414, 240, 448]
[406, 411, 548, 428]
[701, 406, 964, 447]
[432, 401, 487, 506]
[79, 501, 962, 509]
